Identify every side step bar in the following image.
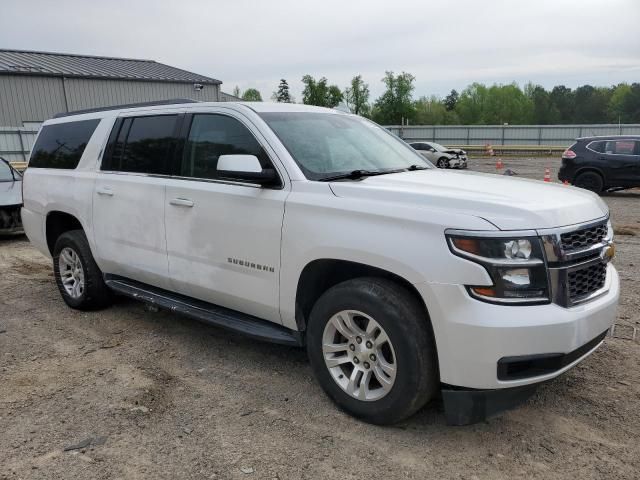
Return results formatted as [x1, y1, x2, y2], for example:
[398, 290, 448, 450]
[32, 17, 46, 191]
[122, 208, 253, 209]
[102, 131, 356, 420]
[104, 275, 304, 347]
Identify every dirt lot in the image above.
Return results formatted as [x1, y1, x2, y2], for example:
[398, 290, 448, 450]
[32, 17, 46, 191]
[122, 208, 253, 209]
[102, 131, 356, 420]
[1, 157, 639, 479]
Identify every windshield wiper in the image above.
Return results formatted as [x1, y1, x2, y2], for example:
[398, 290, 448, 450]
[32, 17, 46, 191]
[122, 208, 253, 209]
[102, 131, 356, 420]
[319, 168, 406, 182]
[407, 164, 429, 171]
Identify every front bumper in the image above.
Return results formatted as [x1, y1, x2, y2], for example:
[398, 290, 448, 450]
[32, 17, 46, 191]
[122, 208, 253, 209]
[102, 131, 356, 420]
[449, 157, 468, 169]
[415, 263, 619, 390]
[0, 204, 23, 234]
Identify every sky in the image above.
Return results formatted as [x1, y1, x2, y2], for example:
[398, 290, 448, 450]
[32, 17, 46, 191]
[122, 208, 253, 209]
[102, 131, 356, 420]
[1, 0, 639, 101]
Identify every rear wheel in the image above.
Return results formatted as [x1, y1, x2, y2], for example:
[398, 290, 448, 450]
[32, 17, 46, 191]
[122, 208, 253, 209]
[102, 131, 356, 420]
[53, 230, 113, 310]
[306, 277, 439, 425]
[573, 171, 603, 193]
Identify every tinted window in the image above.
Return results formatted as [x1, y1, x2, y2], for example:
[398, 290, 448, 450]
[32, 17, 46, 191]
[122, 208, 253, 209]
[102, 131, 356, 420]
[103, 115, 177, 174]
[587, 141, 605, 153]
[181, 114, 270, 179]
[29, 119, 100, 169]
[603, 140, 637, 155]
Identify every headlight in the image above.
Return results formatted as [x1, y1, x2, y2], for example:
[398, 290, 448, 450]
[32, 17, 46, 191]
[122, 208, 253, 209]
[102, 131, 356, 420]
[447, 233, 549, 305]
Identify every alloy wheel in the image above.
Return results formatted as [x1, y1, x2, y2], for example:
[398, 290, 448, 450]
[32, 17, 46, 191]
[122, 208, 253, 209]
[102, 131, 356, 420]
[58, 247, 85, 299]
[322, 310, 397, 401]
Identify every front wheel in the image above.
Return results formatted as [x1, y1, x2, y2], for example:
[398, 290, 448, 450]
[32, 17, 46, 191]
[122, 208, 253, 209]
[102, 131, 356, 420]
[306, 277, 439, 425]
[436, 157, 450, 168]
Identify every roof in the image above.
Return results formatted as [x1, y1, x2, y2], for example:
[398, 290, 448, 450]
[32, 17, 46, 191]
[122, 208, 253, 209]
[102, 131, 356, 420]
[0, 49, 221, 85]
[577, 135, 640, 141]
[44, 101, 343, 125]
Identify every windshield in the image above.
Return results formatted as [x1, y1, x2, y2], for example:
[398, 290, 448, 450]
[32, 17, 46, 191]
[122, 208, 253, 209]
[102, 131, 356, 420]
[260, 112, 431, 180]
[429, 142, 448, 152]
[0, 160, 16, 182]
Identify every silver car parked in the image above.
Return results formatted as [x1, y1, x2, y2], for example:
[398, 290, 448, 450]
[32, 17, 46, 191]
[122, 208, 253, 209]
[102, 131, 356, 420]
[409, 142, 468, 169]
[0, 158, 23, 234]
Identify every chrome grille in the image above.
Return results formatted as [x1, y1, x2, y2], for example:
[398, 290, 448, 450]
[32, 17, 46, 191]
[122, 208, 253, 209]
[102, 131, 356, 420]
[567, 261, 607, 301]
[560, 223, 607, 253]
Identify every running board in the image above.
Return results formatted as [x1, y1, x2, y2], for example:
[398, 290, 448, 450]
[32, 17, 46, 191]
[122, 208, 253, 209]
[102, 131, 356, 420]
[104, 275, 304, 347]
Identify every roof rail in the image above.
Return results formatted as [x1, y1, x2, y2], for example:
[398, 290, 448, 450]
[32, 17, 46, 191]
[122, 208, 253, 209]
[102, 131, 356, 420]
[53, 98, 200, 118]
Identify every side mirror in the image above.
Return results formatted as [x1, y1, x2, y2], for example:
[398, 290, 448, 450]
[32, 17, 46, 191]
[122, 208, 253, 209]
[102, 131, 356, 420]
[429, 147, 436, 152]
[216, 154, 279, 186]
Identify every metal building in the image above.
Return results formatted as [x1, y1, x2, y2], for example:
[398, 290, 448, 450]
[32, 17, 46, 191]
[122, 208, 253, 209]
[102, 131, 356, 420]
[0, 49, 223, 128]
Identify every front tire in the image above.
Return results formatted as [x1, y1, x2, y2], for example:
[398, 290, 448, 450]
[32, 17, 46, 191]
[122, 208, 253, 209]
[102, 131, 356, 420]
[306, 277, 439, 425]
[53, 230, 112, 310]
[436, 157, 449, 168]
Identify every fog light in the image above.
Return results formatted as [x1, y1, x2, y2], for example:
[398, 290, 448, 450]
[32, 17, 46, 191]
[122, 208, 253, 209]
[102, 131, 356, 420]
[501, 268, 531, 287]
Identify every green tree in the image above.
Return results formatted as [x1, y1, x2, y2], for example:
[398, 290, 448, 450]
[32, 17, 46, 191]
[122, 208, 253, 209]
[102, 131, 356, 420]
[455, 82, 489, 124]
[344, 75, 370, 115]
[456, 82, 533, 124]
[620, 83, 640, 122]
[372, 71, 416, 124]
[549, 86, 574, 123]
[525, 83, 559, 124]
[414, 96, 448, 124]
[241, 88, 262, 101]
[444, 89, 458, 111]
[301, 75, 343, 108]
[573, 85, 612, 123]
[608, 83, 631, 122]
[274, 79, 292, 103]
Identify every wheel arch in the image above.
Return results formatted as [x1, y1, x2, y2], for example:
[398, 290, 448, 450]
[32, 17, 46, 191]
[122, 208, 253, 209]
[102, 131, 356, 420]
[45, 210, 85, 255]
[573, 166, 606, 184]
[294, 258, 432, 333]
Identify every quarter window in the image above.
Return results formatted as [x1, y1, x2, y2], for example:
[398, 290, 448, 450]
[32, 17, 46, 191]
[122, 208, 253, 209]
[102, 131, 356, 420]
[587, 141, 605, 153]
[29, 119, 100, 169]
[103, 115, 178, 175]
[180, 114, 271, 180]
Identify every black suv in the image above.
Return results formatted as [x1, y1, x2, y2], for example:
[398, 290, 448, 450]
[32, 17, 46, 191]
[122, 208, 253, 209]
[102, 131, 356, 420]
[559, 135, 640, 193]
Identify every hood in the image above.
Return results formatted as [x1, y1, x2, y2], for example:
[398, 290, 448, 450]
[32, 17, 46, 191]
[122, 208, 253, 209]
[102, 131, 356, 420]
[0, 180, 22, 207]
[443, 148, 464, 155]
[329, 170, 608, 230]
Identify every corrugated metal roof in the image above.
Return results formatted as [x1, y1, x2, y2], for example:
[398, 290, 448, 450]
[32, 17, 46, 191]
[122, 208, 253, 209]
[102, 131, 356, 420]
[0, 49, 221, 85]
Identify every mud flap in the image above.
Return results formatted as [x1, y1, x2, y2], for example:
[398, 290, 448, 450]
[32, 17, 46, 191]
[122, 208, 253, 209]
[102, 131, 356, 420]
[441, 383, 539, 426]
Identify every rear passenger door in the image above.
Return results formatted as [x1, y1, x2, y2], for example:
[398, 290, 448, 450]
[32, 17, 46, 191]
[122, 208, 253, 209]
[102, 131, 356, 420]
[595, 139, 639, 186]
[93, 113, 180, 289]
[163, 111, 288, 324]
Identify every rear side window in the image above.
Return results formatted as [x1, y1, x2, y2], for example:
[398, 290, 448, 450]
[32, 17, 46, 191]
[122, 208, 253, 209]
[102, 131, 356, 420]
[603, 140, 637, 155]
[587, 141, 605, 153]
[180, 114, 270, 180]
[29, 119, 100, 169]
[102, 115, 178, 175]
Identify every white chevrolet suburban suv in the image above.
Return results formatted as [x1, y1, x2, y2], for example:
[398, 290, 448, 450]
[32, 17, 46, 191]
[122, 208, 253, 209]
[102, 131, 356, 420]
[22, 100, 619, 425]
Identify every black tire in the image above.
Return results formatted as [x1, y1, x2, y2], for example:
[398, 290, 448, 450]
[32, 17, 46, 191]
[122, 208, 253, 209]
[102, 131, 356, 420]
[53, 230, 113, 310]
[306, 277, 439, 425]
[573, 171, 603, 194]
[436, 157, 449, 168]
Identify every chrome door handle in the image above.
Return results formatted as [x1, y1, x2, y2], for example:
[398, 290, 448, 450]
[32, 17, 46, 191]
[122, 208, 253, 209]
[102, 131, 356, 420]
[169, 198, 194, 207]
[96, 187, 114, 196]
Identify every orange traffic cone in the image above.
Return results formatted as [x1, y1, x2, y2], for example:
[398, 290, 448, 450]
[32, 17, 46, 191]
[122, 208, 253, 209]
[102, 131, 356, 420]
[544, 167, 551, 182]
[495, 159, 504, 170]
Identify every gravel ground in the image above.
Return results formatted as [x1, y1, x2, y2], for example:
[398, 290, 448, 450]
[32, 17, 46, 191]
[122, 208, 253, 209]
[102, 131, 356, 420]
[1, 157, 639, 479]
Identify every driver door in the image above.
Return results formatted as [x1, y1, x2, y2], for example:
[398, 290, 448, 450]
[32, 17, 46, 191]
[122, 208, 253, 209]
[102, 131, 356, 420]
[164, 111, 288, 324]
